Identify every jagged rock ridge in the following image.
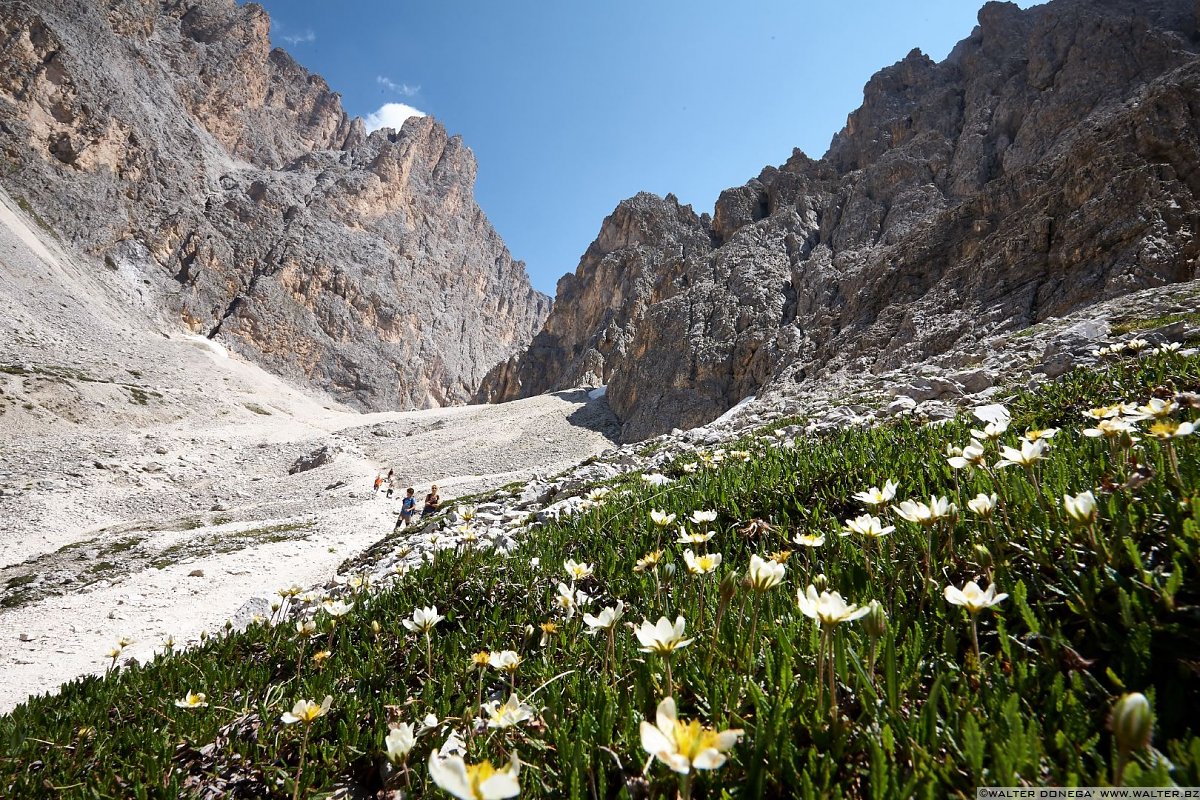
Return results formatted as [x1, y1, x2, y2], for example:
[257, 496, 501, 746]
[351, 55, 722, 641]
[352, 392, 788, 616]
[0, 0, 549, 409]
[481, 0, 1200, 440]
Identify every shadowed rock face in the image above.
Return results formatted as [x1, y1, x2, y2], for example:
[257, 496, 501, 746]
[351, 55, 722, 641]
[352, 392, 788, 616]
[481, 0, 1200, 441]
[0, 0, 549, 410]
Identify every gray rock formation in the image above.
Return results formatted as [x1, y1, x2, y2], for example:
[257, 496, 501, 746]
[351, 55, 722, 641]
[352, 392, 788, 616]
[481, 0, 1200, 440]
[0, 0, 549, 410]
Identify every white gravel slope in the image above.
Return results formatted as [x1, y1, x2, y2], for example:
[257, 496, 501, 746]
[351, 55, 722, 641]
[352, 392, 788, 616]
[0, 189, 618, 713]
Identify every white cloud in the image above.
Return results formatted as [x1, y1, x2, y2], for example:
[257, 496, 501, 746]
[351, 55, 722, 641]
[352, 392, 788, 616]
[364, 102, 427, 132]
[280, 29, 316, 45]
[377, 75, 421, 97]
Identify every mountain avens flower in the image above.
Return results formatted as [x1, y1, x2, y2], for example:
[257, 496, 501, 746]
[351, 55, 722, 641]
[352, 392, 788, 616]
[1083, 418, 1139, 441]
[563, 558, 594, 581]
[683, 550, 722, 574]
[403, 606, 444, 634]
[640, 697, 743, 782]
[174, 691, 208, 709]
[642, 473, 671, 486]
[554, 582, 589, 618]
[892, 497, 956, 526]
[538, 620, 559, 647]
[281, 696, 332, 725]
[947, 440, 987, 470]
[970, 421, 1008, 441]
[945, 581, 1007, 661]
[967, 493, 998, 518]
[583, 600, 626, 633]
[677, 530, 716, 544]
[650, 510, 677, 527]
[944, 581, 1008, 614]
[796, 585, 871, 627]
[1146, 419, 1194, 439]
[689, 510, 717, 524]
[1024, 427, 1059, 441]
[794, 532, 825, 547]
[488, 650, 522, 673]
[634, 550, 663, 572]
[745, 554, 785, 591]
[1063, 490, 1098, 523]
[385, 722, 416, 764]
[428, 751, 521, 800]
[842, 514, 894, 539]
[1110, 692, 1154, 761]
[995, 438, 1048, 469]
[482, 694, 536, 729]
[853, 479, 898, 508]
[636, 616, 694, 655]
[471, 651, 491, 669]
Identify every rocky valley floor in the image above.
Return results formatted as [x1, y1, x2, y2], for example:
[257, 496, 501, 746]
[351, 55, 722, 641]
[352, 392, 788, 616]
[0, 190, 618, 713]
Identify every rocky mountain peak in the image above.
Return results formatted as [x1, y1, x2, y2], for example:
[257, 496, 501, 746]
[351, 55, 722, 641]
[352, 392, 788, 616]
[482, 0, 1200, 441]
[0, 0, 549, 410]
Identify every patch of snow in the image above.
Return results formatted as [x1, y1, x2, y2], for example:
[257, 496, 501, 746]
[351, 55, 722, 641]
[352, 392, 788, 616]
[709, 395, 756, 426]
[587, 386, 607, 400]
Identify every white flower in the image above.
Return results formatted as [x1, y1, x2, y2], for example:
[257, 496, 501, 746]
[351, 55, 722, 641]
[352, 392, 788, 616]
[683, 550, 722, 575]
[1063, 490, 1098, 523]
[563, 559, 594, 581]
[689, 510, 718, 524]
[322, 599, 354, 617]
[642, 473, 671, 486]
[947, 440, 988, 470]
[586, 487, 612, 502]
[892, 497, 956, 526]
[650, 510, 677, 527]
[439, 730, 468, 757]
[1083, 418, 1139, 441]
[1126, 338, 1151, 353]
[488, 650, 522, 673]
[403, 606, 445, 634]
[944, 581, 1008, 614]
[746, 554, 785, 591]
[681, 462, 699, 474]
[853, 480, 898, 507]
[1147, 419, 1194, 439]
[554, 582, 590, 618]
[995, 438, 1048, 469]
[970, 421, 1008, 442]
[796, 585, 871, 626]
[639, 697, 743, 775]
[174, 691, 208, 709]
[482, 694, 536, 729]
[1024, 428, 1059, 441]
[972, 404, 1011, 426]
[793, 532, 825, 548]
[635, 616, 694, 654]
[841, 514, 894, 539]
[677, 530, 716, 544]
[385, 723, 416, 763]
[967, 493, 997, 518]
[428, 751, 520, 800]
[280, 695, 332, 725]
[583, 600, 626, 633]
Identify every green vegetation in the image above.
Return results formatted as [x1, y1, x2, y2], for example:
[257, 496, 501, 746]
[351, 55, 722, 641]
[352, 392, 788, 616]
[150, 522, 313, 570]
[14, 196, 57, 238]
[0, 354, 1197, 798]
[1111, 311, 1200, 336]
[244, 402, 273, 416]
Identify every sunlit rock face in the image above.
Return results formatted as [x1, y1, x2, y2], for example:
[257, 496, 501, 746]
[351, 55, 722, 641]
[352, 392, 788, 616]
[482, 0, 1200, 441]
[0, 0, 549, 409]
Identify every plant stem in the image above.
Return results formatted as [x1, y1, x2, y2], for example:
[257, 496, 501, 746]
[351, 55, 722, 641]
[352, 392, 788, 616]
[424, 631, 433, 678]
[970, 616, 981, 664]
[292, 726, 310, 800]
[664, 654, 674, 698]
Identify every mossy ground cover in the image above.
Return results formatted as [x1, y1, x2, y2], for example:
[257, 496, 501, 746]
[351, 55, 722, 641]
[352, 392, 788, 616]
[1, 353, 1198, 799]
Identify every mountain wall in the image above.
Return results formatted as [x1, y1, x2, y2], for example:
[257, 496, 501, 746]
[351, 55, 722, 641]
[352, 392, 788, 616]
[480, 0, 1200, 440]
[0, 0, 550, 409]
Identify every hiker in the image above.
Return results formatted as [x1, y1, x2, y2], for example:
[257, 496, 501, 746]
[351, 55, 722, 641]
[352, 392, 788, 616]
[372, 473, 384, 494]
[422, 484, 441, 517]
[385, 469, 396, 498]
[395, 487, 417, 530]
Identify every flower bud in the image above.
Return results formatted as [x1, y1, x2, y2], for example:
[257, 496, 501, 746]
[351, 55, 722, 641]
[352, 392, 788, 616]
[972, 544, 994, 571]
[371, 620, 382, 637]
[1109, 692, 1153, 754]
[719, 571, 740, 603]
[661, 562, 677, 579]
[812, 573, 829, 593]
[863, 600, 887, 641]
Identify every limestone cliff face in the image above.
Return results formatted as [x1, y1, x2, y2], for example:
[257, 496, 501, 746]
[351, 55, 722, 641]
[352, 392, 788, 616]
[0, 0, 549, 409]
[482, 0, 1200, 440]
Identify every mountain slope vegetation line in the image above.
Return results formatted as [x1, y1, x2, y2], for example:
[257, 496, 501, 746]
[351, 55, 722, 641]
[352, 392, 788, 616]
[0, 351, 1197, 798]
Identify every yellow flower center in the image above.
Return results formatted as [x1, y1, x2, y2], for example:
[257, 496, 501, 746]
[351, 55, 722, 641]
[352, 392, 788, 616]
[466, 760, 500, 798]
[1148, 420, 1180, 438]
[672, 720, 723, 762]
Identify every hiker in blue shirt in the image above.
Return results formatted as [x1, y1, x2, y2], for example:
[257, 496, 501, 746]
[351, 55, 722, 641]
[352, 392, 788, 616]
[395, 487, 417, 530]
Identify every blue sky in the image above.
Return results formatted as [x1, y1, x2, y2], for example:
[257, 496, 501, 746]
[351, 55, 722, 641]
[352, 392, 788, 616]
[253, 1, 1045, 296]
